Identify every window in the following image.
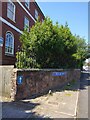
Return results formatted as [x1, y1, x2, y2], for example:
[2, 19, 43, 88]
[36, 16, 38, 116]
[7, 0, 15, 21]
[24, 17, 29, 31]
[35, 9, 38, 20]
[25, 0, 30, 9]
[42, 19, 44, 22]
[5, 32, 14, 55]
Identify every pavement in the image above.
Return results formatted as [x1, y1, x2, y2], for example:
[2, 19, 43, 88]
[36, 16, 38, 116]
[0, 72, 89, 119]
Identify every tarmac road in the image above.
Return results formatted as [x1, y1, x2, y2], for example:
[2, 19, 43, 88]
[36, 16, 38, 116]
[76, 71, 90, 120]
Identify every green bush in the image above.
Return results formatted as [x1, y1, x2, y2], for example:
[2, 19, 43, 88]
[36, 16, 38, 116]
[16, 17, 87, 69]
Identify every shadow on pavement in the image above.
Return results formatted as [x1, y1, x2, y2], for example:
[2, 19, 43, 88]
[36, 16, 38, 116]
[1, 100, 48, 119]
[79, 72, 90, 89]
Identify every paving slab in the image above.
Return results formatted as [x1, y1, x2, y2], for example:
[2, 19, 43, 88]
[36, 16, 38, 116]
[28, 90, 79, 118]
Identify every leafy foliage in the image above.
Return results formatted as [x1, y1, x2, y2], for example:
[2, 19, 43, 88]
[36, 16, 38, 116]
[16, 17, 87, 69]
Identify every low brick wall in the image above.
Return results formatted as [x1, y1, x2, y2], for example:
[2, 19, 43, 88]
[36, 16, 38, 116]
[13, 69, 81, 100]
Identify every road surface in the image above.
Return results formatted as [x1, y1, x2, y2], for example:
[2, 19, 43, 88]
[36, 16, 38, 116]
[76, 71, 90, 119]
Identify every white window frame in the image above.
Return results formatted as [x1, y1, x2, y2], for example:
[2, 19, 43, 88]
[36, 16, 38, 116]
[24, 16, 29, 31]
[35, 9, 38, 20]
[5, 31, 14, 55]
[7, 0, 16, 22]
[25, 0, 30, 9]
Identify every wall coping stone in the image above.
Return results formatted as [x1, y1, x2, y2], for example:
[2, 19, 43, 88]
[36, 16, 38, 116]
[17, 68, 80, 72]
[0, 65, 14, 68]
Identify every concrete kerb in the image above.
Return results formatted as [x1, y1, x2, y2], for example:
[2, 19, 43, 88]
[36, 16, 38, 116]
[74, 89, 80, 118]
[72, 78, 81, 118]
[74, 79, 81, 119]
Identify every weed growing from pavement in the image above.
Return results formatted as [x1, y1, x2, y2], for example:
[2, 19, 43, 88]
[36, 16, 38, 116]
[48, 90, 53, 96]
[63, 79, 77, 90]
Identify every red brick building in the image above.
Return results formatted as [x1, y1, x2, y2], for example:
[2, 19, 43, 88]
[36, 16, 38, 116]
[0, 0, 44, 65]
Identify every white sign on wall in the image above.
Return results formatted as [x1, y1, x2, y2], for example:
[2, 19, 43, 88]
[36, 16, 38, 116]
[0, 37, 3, 47]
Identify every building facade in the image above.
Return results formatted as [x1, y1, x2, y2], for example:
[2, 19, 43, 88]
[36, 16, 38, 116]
[0, 0, 44, 65]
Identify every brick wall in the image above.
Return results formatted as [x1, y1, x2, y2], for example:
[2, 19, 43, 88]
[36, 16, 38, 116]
[13, 69, 81, 100]
[0, 66, 81, 100]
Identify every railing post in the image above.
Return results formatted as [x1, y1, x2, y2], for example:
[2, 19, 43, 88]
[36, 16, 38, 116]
[17, 46, 20, 68]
